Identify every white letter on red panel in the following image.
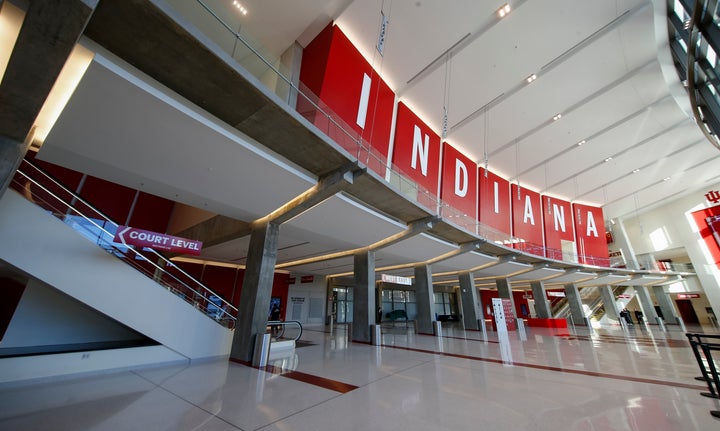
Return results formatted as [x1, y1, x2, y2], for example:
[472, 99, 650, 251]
[356, 73, 371, 129]
[586, 211, 598, 237]
[411, 125, 429, 176]
[494, 182, 500, 214]
[454, 159, 468, 197]
[553, 203, 566, 232]
[523, 195, 535, 225]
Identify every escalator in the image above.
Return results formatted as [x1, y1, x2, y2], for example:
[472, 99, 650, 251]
[0, 159, 237, 382]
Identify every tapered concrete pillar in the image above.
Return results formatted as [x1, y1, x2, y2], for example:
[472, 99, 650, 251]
[459, 272, 482, 330]
[414, 264, 435, 334]
[530, 281, 551, 318]
[0, 0, 98, 198]
[352, 250, 375, 342]
[652, 285, 678, 323]
[564, 284, 587, 326]
[634, 286, 658, 322]
[599, 285, 620, 321]
[230, 221, 280, 362]
[496, 278, 516, 319]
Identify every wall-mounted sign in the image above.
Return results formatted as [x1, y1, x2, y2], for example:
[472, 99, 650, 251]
[381, 274, 412, 285]
[547, 291, 566, 297]
[617, 294, 632, 299]
[677, 293, 700, 299]
[301, 275, 314, 283]
[291, 297, 305, 303]
[706, 190, 720, 204]
[113, 226, 202, 256]
[288, 277, 297, 284]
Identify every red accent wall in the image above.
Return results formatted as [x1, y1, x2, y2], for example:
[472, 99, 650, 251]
[392, 102, 441, 206]
[299, 24, 395, 176]
[691, 205, 720, 269]
[542, 195, 574, 260]
[440, 142, 477, 227]
[573, 203, 608, 265]
[478, 168, 511, 239]
[479, 289, 531, 319]
[511, 184, 544, 256]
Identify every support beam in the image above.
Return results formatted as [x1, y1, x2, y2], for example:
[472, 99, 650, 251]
[495, 278, 516, 319]
[352, 250, 375, 342]
[0, 0, 98, 198]
[230, 221, 280, 362]
[459, 272, 482, 330]
[414, 265, 435, 334]
[634, 286, 658, 322]
[530, 281, 551, 318]
[653, 285, 679, 323]
[598, 285, 620, 321]
[564, 284, 587, 326]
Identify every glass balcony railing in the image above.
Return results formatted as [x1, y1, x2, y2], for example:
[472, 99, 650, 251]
[10, 158, 238, 328]
[161, 0, 613, 267]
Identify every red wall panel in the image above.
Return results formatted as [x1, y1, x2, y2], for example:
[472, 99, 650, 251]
[392, 102, 441, 204]
[478, 168, 511, 239]
[440, 142, 477, 227]
[542, 195, 574, 260]
[128, 192, 175, 233]
[511, 184, 544, 256]
[691, 205, 720, 269]
[299, 24, 395, 175]
[79, 176, 136, 224]
[572, 203, 608, 265]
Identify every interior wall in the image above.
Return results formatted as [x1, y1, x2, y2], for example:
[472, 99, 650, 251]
[619, 183, 720, 314]
[1, 278, 144, 350]
[287, 275, 327, 325]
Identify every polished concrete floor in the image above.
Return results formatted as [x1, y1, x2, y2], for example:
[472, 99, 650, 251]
[1, 321, 719, 430]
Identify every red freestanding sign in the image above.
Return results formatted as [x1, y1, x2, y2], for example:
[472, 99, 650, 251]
[113, 226, 203, 256]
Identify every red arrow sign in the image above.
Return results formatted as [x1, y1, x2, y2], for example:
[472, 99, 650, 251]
[114, 226, 202, 256]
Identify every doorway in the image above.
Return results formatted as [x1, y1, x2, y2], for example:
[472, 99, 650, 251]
[675, 299, 699, 324]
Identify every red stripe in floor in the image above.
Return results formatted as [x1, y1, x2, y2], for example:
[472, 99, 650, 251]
[384, 344, 707, 391]
[230, 358, 358, 393]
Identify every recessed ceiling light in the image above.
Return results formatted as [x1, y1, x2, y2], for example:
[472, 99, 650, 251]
[232, 0, 248, 15]
[498, 3, 511, 18]
[526, 74, 537, 83]
[604, 157, 613, 162]
[552, 113, 562, 121]
[663, 176, 671, 181]
[632, 168, 640, 173]
[577, 140, 586, 146]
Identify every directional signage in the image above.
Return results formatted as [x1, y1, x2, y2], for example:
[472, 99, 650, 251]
[113, 226, 202, 256]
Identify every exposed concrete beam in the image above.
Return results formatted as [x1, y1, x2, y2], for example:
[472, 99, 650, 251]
[174, 215, 251, 250]
[0, 0, 98, 142]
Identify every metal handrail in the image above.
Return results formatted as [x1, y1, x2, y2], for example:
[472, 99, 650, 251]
[10, 158, 237, 327]
[266, 320, 303, 342]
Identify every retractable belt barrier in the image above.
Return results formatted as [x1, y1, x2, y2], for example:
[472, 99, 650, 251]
[686, 333, 720, 419]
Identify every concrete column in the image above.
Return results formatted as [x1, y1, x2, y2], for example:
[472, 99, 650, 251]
[230, 221, 280, 362]
[611, 218, 640, 270]
[495, 278, 516, 319]
[414, 264, 435, 334]
[0, 0, 99, 198]
[598, 285, 620, 321]
[530, 281, 551, 318]
[652, 285, 678, 323]
[0, 136, 28, 200]
[564, 284, 587, 326]
[352, 250, 375, 342]
[634, 286, 658, 322]
[459, 272, 482, 330]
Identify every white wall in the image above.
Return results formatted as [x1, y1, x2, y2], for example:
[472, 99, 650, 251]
[1, 278, 144, 349]
[286, 276, 327, 325]
[617, 184, 720, 313]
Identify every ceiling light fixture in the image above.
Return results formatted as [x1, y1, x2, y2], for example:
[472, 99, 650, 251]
[232, 0, 248, 15]
[497, 3, 511, 18]
[663, 176, 671, 181]
[552, 113, 562, 121]
[632, 168, 640, 173]
[526, 73, 537, 83]
[577, 140, 586, 146]
[604, 157, 613, 162]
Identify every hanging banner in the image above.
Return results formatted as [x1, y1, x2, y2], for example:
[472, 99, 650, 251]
[113, 226, 202, 255]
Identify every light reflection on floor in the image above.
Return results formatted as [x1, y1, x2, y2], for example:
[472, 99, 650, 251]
[1, 322, 719, 431]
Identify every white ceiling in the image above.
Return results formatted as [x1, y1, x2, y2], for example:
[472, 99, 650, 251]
[34, 0, 715, 286]
[224, 0, 719, 222]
